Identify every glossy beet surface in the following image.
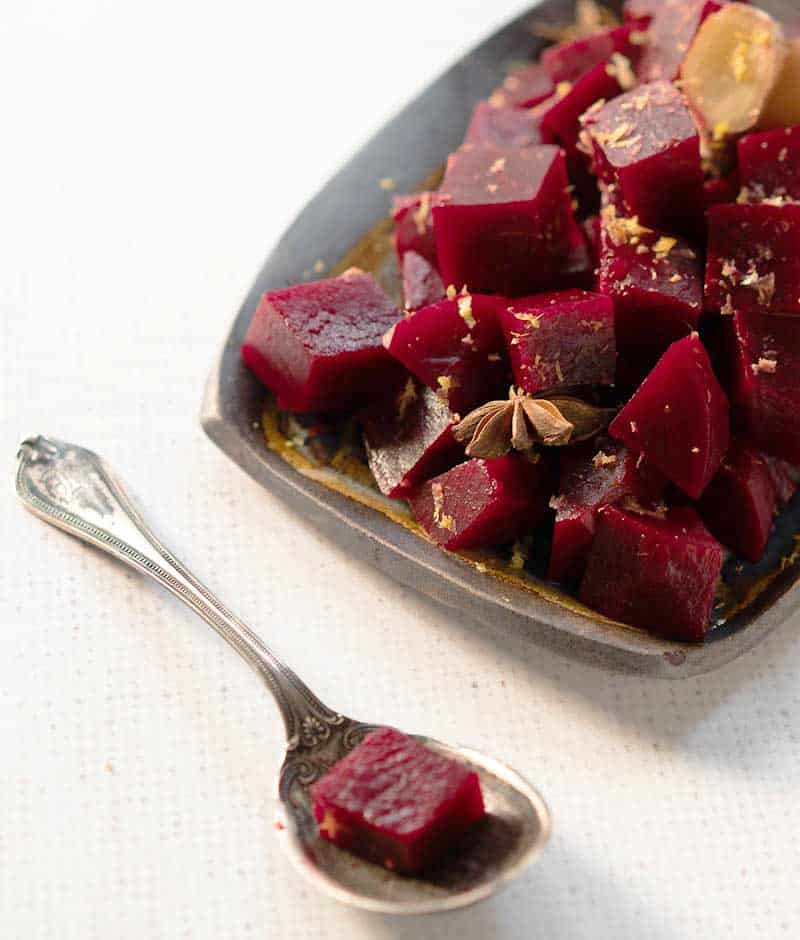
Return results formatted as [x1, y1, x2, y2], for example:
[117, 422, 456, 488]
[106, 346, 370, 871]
[433, 144, 572, 296]
[500, 289, 615, 394]
[549, 440, 666, 584]
[392, 192, 448, 268]
[383, 294, 509, 415]
[539, 62, 623, 159]
[699, 442, 777, 563]
[408, 456, 551, 551]
[705, 204, 800, 315]
[542, 24, 641, 83]
[609, 334, 730, 499]
[242, 271, 403, 413]
[464, 101, 545, 149]
[362, 380, 462, 499]
[598, 208, 703, 387]
[584, 81, 704, 237]
[402, 251, 444, 311]
[580, 504, 724, 642]
[311, 727, 485, 876]
[729, 310, 800, 464]
[636, 0, 723, 83]
[489, 63, 553, 109]
[738, 126, 800, 203]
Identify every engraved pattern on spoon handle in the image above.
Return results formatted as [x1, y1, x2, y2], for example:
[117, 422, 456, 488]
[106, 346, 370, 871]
[15, 435, 341, 748]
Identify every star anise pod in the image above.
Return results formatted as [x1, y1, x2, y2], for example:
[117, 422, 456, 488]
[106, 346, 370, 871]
[453, 387, 615, 459]
[533, 0, 619, 43]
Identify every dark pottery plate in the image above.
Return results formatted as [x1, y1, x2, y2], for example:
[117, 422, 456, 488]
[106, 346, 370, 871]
[201, 0, 800, 677]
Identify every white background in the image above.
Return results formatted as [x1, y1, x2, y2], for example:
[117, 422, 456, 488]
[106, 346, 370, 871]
[2, 1, 799, 937]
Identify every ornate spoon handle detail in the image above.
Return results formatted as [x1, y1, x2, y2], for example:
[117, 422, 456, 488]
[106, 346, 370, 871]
[16, 435, 341, 749]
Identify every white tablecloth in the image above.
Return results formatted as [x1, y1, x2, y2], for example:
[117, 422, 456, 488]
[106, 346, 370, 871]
[2, 2, 799, 937]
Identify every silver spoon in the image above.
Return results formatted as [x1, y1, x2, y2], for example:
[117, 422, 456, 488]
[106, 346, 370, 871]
[16, 435, 550, 915]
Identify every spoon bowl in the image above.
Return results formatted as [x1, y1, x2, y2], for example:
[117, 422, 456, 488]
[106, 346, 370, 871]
[16, 435, 550, 915]
[278, 724, 550, 915]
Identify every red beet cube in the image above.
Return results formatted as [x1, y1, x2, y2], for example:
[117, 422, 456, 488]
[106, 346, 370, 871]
[580, 504, 723, 642]
[402, 251, 444, 311]
[540, 62, 625, 161]
[598, 205, 703, 387]
[636, 0, 724, 83]
[609, 333, 730, 499]
[699, 441, 776, 562]
[383, 293, 509, 414]
[500, 289, 615, 394]
[408, 455, 551, 550]
[433, 144, 572, 296]
[392, 191, 449, 268]
[705, 204, 800, 316]
[242, 270, 403, 413]
[542, 24, 641, 84]
[583, 81, 704, 237]
[311, 727, 485, 875]
[763, 454, 798, 506]
[728, 310, 800, 464]
[362, 380, 463, 498]
[464, 101, 545, 149]
[488, 63, 554, 110]
[738, 126, 800, 203]
[548, 440, 666, 583]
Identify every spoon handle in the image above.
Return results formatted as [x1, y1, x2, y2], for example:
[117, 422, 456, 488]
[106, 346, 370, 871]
[15, 435, 343, 749]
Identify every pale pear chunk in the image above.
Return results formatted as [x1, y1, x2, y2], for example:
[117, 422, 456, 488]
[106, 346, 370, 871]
[680, 3, 786, 140]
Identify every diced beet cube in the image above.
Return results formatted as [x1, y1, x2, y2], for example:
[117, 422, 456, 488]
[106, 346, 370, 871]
[464, 101, 545, 149]
[698, 441, 776, 562]
[534, 65, 620, 218]
[597, 206, 703, 387]
[392, 191, 449, 268]
[705, 204, 800, 315]
[488, 63, 554, 110]
[383, 293, 509, 414]
[311, 727, 485, 875]
[738, 126, 800, 203]
[609, 333, 730, 499]
[433, 144, 572, 296]
[703, 172, 739, 209]
[402, 251, 444, 311]
[583, 81, 704, 237]
[408, 455, 551, 550]
[242, 270, 403, 413]
[499, 289, 615, 394]
[636, 0, 724, 83]
[728, 310, 800, 464]
[579, 504, 723, 642]
[548, 440, 666, 583]
[763, 454, 798, 506]
[542, 24, 641, 84]
[362, 379, 463, 498]
[540, 62, 624, 161]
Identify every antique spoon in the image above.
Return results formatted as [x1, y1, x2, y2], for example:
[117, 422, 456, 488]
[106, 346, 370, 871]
[16, 435, 550, 915]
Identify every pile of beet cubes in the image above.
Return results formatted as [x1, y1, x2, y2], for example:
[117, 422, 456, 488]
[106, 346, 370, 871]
[243, 0, 800, 644]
